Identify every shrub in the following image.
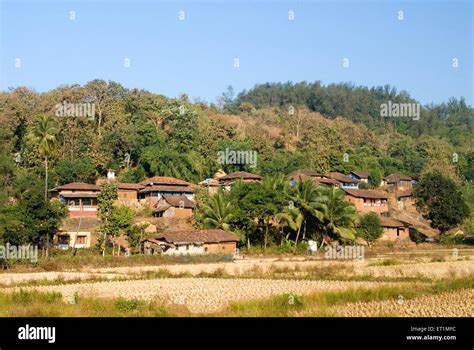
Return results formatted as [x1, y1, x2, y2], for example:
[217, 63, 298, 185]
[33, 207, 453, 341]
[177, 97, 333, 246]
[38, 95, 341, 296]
[12, 290, 33, 304]
[114, 298, 146, 312]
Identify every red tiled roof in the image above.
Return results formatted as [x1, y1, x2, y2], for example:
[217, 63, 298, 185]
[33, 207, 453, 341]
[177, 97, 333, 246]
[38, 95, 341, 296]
[384, 173, 412, 182]
[218, 171, 262, 181]
[116, 183, 144, 190]
[52, 182, 100, 191]
[286, 169, 325, 181]
[140, 176, 196, 187]
[344, 189, 389, 199]
[328, 172, 360, 184]
[380, 216, 406, 228]
[350, 171, 369, 179]
[160, 195, 195, 209]
[156, 229, 240, 244]
[139, 185, 195, 194]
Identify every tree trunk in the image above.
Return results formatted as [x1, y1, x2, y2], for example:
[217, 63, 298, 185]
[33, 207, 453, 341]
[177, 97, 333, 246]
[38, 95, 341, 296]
[44, 156, 48, 201]
[264, 223, 269, 250]
[45, 156, 49, 258]
[294, 226, 302, 253]
[247, 237, 250, 250]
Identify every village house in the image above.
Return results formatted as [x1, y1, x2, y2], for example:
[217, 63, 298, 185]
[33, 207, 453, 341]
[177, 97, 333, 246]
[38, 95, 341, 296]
[50, 182, 100, 218]
[55, 218, 99, 249]
[379, 216, 409, 241]
[383, 173, 413, 192]
[327, 172, 360, 189]
[138, 176, 197, 206]
[343, 189, 389, 214]
[397, 189, 416, 211]
[153, 195, 195, 218]
[349, 171, 369, 183]
[286, 169, 339, 187]
[198, 178, 220, 193]
[218, 171, 262, 190]
[147, 229, 240, 255]
[96, 170, 144, 207]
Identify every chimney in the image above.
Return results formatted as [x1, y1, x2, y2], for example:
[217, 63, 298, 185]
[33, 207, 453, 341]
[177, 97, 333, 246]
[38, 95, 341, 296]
[107, 169, 116, 181]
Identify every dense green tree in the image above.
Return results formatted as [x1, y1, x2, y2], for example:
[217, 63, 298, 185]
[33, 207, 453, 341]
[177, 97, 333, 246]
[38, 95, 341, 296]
[97, 182, 118, 256]
[414, 172, 469, 233]
[357, 213, 383, 245]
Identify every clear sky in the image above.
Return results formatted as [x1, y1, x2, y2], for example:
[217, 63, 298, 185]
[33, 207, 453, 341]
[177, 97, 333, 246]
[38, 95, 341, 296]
[0, 0, 472, 105]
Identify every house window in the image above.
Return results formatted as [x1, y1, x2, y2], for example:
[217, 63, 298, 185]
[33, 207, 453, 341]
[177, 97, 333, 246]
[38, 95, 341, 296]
[58, 235, 70, 244]
[68, 199, 80, 207]
[82, 198, 95, 207]
[76, 236, 86, 244]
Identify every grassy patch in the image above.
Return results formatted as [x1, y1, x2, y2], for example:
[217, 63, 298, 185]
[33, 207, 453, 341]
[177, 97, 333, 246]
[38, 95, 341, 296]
[368, 258, 401, 266]
[0, 290, 175, 317]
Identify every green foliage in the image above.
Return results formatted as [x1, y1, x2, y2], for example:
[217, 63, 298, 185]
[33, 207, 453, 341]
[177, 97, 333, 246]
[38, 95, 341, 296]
[196, 189, 234, 232]
[0, 80, 472, 249]
[126, 223, 149, 252]
[357, 213, 383, 244]
[414, 172, 469, 232]
[53, 157, 96, 184]
[114, 298, 146, 312]
[97, 182, 118, 253]
[0, 172, 67, 246]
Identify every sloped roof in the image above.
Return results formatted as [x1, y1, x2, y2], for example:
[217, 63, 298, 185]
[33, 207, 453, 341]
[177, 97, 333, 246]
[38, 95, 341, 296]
[116, 183, 145, 190]
[140, 176, 196, 187]
[61, 192, 98, 198]
[384, 173, 412, 182]
[390, 210, 440, 237]
[156, 229, 240, 244]
[218, 171, 262, 181]
[139, 185, 195, 194]
[52, 182, 100, 191]
[344, 189, 389, 199]
[159, 195, 195, 209]
[350, 171, 369, 179]
[380, 216, 406, 228]
[286, 169, 325, 180]
[328, 172, 360, 184]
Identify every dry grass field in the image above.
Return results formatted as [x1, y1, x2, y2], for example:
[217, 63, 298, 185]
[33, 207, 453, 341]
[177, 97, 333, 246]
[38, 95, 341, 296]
[0, 249, 472, 317]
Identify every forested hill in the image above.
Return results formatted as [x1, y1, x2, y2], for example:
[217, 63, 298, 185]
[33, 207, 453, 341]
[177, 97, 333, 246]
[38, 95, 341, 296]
[0, 80, 472, 193]
[228, 82, 473, 141]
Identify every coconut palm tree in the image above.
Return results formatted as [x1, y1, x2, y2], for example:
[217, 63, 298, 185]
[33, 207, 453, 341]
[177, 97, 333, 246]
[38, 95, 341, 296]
[199, 189, 234, 231]
[28, 115, 59, 202]
[275, 207, 304, 248]
[317, 186, 357, 242]
[289, 179, 326, 249]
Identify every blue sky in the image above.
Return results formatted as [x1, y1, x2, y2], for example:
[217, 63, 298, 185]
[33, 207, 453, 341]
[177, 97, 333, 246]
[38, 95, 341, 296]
[1, 0, 472, 105]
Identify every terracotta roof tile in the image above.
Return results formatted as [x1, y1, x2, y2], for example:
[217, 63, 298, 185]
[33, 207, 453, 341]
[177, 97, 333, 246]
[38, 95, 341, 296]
[156, 229, 240, 244]
[344, 189, 389, 199]
[218, 172, 262, 181]
[328, 172, 360, 184]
